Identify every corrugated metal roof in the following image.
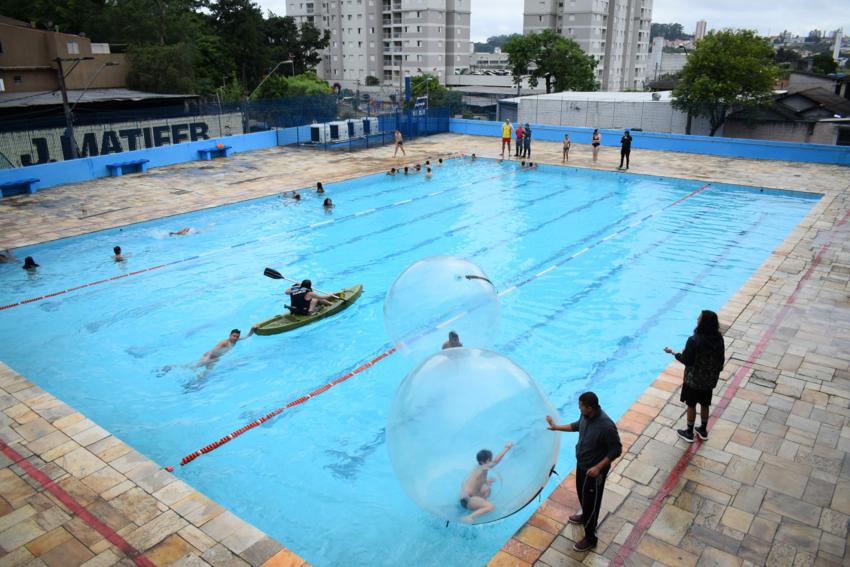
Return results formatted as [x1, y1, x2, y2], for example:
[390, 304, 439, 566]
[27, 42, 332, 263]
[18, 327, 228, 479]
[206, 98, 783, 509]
[501, 91, 675, 104]
[0, 88, 197, 108]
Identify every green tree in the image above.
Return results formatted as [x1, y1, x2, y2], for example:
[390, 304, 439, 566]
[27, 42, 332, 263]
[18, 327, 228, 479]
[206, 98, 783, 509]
[126, 43, 196, 93]
[210, 0, 268, 90]
[672, 29, 779, 136]
[810, 52, 838, 75]
[365, 75, 380, 86]
[405, 74, 462, 113]
[250, 71, 331, 99]
[650, 23, 689, 41]
[473, 34, 521, 53]
[503, 30, 598, 93]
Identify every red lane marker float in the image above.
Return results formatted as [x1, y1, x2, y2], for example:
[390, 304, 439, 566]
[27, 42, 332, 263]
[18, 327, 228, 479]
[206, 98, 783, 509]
[0, 263, 169, 311]
[178, 347, 397, 466]
[0, 438, 157, 567]
[610, 206, 850, 566]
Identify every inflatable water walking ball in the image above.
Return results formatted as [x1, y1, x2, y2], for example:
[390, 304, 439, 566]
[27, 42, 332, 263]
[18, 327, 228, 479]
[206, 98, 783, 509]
[386, 348, 560, 524]
[383, 256, 500, 365]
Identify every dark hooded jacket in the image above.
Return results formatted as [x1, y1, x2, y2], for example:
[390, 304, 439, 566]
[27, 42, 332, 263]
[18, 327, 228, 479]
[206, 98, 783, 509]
[675, 332, 725, 391]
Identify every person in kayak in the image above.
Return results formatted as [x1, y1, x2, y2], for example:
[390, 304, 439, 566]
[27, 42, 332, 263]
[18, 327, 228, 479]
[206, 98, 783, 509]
[286, 279, 335, 315]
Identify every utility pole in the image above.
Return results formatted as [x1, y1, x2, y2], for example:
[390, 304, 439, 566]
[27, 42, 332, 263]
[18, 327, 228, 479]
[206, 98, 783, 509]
[55, 57, 79, 159]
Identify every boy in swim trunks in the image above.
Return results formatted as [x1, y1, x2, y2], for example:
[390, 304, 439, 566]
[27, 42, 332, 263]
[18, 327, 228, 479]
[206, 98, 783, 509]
[500, 120, 512, 158]
[459, 441, 512, 522]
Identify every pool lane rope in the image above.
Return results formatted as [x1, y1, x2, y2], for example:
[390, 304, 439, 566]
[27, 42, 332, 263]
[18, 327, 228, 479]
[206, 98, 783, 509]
[172, 182, 712, 469]
[0, 163, 525, 312]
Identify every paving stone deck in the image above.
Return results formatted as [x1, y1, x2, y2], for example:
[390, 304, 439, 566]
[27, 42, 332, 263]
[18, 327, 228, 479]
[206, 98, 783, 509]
[1, 134, 848, 566]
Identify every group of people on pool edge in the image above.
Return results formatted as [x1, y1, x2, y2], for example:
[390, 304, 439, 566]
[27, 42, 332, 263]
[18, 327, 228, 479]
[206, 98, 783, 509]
[450, 309, 724, 546]
[500, 119, 633, 170]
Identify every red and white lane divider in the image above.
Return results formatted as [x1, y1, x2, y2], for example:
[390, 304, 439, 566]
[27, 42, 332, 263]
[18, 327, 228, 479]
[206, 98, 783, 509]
[609, 206, 850, 566]
[172, 347, 397, 468]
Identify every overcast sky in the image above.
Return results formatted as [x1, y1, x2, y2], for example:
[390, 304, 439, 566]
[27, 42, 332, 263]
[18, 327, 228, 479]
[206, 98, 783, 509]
[257, 0, 849, 43]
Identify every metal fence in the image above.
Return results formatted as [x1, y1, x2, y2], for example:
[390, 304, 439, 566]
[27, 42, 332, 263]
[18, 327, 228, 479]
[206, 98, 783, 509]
[0, 94, 446, 169]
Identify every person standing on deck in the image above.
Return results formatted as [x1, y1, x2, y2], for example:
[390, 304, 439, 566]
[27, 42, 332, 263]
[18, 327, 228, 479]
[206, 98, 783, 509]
[546, 392, 622, 552]
[664, 309, 725, 442]
[618, 130, 632, 170]
[515, 124, 524, 157]
[500, 120, 513, 158]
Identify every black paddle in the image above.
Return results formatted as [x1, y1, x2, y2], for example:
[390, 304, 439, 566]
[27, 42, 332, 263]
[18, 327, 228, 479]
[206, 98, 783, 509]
[263, 267, 351, 304]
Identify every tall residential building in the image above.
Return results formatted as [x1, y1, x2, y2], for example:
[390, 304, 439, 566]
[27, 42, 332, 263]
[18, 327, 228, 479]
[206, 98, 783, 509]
[695, 20, 707, 41]
[522, 0, 652, 91]
[286, 0, 471, 88]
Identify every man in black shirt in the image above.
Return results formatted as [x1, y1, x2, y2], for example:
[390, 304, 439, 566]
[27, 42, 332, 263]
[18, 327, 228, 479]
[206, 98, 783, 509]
[618, 130, 632, 170]
[546, 391, 622, 552]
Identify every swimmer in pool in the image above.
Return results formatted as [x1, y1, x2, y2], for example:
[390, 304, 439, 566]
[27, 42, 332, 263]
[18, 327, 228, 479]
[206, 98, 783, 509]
[459, 442, 512, 522]
[169, 227, 192, 236]
[198, 327, 256, 367]
[112, 246, 125, 262]
[442, 331, 462, 349]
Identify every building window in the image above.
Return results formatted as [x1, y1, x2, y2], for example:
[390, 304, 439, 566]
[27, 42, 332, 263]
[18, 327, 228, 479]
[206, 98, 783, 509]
[13, 75, 23, 84]
[67, 41, 80, 54]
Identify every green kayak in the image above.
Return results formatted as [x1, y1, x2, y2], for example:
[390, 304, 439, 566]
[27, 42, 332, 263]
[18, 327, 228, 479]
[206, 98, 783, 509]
[255, 284, 363, 335]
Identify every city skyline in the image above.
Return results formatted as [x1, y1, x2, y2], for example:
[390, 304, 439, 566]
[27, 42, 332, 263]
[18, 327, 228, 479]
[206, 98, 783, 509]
[259, 0, 850, 44]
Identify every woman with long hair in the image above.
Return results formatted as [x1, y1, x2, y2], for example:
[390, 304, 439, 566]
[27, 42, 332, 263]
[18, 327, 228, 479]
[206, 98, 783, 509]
[664, 310, 725, 442]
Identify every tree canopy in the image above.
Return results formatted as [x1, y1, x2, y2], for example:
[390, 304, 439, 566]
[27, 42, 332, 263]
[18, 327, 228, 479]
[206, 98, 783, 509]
[503, 30, 598, 94]
[672, 29, 779, 136]
[650, 23, 690, 41]
[473, 34, 521, 54]
[251, 72, 332, 99]
[2, 0, 329, 95]
[407, 74, 463, 114]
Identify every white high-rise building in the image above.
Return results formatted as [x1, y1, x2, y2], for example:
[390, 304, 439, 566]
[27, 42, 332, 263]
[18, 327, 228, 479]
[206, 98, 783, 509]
[695, 20, 707, 41]
[287, 0, 472, 88]
[522, 0, 653, 91]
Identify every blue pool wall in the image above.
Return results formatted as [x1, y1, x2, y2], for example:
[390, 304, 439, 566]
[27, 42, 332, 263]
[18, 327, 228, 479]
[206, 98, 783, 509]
[448, 119, 850, 166]
[2, 119, 848, 193]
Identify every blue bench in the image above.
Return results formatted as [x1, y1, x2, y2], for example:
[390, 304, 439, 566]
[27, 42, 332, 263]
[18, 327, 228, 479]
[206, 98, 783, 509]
[106, 159, 149, 177]
[0, 178, 39, 198]
[198, 145, 233, 160]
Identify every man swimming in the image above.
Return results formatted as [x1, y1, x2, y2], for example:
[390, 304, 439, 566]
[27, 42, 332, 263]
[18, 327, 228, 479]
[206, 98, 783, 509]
[197, 326, 256, 368]
[286, 279, 336, 315]
[112, 246, 125, 262]
[459, 442, 512, 522]
[442, 331, 462, 349]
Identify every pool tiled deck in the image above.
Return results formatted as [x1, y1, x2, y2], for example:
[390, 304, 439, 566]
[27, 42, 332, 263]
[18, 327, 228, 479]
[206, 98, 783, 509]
[1, 134, 849, 566]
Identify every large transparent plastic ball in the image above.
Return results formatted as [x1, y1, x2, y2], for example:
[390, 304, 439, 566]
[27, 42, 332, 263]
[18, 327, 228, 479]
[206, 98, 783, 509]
[383, 256, 500, 364]
[386, 348, 560, 524]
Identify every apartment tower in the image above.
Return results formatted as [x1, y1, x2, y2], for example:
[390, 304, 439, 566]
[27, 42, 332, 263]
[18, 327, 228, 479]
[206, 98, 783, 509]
[695, 20, 707, 41]
[522, 0, 652, 91]
[287, 0, 471, 88]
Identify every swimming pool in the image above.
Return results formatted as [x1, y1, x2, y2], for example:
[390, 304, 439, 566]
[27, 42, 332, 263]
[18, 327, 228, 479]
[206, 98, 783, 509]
[0, 158, 819, 566]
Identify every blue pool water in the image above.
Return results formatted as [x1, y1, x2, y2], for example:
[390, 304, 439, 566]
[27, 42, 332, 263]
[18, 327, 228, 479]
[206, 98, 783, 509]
[0, 159, 818, 566]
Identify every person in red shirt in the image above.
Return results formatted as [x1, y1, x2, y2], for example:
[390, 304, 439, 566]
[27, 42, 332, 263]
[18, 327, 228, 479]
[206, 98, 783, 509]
[515, 125, 524, 157]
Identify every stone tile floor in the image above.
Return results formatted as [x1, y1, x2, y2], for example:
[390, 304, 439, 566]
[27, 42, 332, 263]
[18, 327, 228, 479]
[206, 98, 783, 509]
[1, 134, 849, 566]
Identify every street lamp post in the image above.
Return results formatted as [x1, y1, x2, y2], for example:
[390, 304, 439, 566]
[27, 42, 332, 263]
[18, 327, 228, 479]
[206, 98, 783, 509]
[249, 60, 294, 99]
[54, 56, 94, 159]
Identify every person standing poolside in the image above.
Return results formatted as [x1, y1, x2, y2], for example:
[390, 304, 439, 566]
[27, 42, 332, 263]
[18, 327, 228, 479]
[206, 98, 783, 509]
[618, 130, 632, 170]
[500, 119, 512, 158]
[393, 129, 406, 157]
[563, 134, 571, 162]
[514, 124, 524, 157]
[522, 123, 532, 159]
[459, 442, 512, 522]
[546, 392, 622, 552]
[591, 129, 601, 163]
[664, 309, 725, 442]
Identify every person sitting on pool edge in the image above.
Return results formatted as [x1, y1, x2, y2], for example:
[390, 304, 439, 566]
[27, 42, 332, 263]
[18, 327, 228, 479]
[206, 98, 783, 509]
[286, 279, 336, 315]
[442, 331, 462, 349]
[113, 246, 125, 262]
[459, 442, 512, 522]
